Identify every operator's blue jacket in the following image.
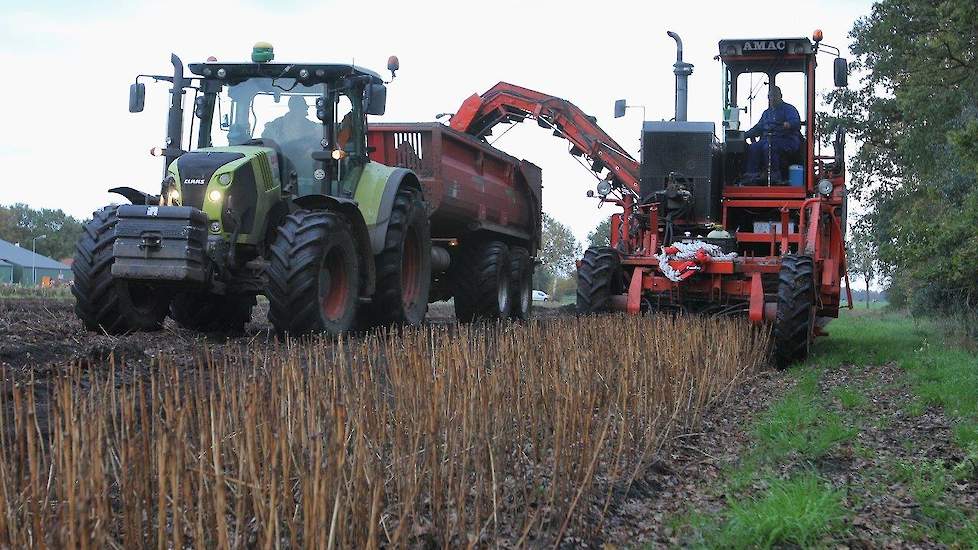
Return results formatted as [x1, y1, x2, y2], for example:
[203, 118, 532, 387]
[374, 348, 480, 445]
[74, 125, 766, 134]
[745, 103, 802, 149]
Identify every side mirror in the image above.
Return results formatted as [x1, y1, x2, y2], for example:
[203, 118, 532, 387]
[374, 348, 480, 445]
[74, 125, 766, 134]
[834, 57, 849, 87]
[614, 99, 627, 118]
[365, 83, 387, 116]
[387, 55, 400, 78]
[129, 82, 146, 113]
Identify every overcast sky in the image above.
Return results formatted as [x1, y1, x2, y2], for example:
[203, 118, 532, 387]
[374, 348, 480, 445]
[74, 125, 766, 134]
[0, 0, 873, 245]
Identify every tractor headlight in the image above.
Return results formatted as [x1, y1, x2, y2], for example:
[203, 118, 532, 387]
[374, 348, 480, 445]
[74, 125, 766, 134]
[208, 189, 223, 202]
[596, 180, 613, 196]
[218, 172, 232, 186]
[817, 179, 833, 196]
[167, 188, 181, 204]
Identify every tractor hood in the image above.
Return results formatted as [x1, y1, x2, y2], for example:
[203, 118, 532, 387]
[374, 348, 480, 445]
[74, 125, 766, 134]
[166, 146, 281, 240]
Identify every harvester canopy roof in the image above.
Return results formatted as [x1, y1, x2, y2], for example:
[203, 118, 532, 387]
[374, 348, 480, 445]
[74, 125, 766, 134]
[188, 62, 384, 86]
[718, 38, 814, 58]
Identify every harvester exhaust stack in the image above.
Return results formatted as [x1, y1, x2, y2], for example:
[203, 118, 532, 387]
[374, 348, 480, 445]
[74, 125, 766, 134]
[667, 31, 693, 122]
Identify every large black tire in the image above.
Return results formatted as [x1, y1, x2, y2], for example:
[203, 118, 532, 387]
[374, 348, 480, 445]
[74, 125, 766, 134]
[509, 246, 533, 321]
[772, 254, 816, 368]
[576, 247, 623, 314]
[451, 240, 512, 322]
[266, 210, 360, 336]
[361, 187, 431, 327]
[170, 292, 255, 333]
[71, 206, 170, 334]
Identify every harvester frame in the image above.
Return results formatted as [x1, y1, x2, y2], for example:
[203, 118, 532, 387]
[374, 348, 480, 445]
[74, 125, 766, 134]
[451, 31, 852, 365]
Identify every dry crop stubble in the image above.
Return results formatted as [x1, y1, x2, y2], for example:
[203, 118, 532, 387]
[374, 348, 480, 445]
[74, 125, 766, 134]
[0, 314, 768, 547]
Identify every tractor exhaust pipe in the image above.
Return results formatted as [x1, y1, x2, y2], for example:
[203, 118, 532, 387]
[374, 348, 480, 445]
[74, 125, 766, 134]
[165, 54, 188, 173]
[667, 31, 694, 122]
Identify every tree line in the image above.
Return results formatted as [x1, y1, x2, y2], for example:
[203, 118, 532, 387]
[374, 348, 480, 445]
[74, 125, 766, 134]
[826, 0, 978, 314]
[0, 204, 85, 261]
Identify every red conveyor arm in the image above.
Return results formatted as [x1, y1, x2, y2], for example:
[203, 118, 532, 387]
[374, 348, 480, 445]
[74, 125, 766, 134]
[449, 82, 641, 195]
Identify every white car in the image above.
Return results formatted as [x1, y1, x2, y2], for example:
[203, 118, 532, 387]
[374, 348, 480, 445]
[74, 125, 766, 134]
[532, 290, 550, 302]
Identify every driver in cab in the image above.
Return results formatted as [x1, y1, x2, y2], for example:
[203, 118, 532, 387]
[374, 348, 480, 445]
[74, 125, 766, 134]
[262, 96, 320, 187]
[262, 95, 320, 147]
[743, 86, 801, 183]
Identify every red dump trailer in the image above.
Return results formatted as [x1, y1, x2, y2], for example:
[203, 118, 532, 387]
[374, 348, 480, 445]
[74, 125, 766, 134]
[368, 123, 543, 321]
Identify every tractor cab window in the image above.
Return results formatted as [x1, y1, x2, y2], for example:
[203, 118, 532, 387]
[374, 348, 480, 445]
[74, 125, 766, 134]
[211, 78, 325, 193]
[728, 71, 806, 133]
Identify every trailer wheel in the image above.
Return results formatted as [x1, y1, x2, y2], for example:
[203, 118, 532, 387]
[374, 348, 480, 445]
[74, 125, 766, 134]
[576, 247, 623, 314]
[772, 254, 816, 368]
[452, 240, 512, 322]
[509, 246, 533, 321]
[362, 187, 431, 328]
[266, 210, 360, 336]
[170, 292, 255, 333]
[71, 206, 170, 334]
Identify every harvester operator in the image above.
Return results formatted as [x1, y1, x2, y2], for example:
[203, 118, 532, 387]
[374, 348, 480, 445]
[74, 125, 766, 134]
[743, 86, 801, 183]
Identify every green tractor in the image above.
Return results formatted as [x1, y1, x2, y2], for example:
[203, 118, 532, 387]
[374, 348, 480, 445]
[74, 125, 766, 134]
[72, 43, 429, 335]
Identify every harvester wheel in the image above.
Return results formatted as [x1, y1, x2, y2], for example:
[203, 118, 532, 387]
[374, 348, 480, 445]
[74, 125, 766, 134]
[71, 206, 170, 334]
[509, 246, 533, 321]
[170, 292, 255, 333]
[451, 240, 512, 322]
[266, 210, 360, 336]
[772, 254, 816, 368]
[361, 187, 431, 328]
[576, 247, 623, 314]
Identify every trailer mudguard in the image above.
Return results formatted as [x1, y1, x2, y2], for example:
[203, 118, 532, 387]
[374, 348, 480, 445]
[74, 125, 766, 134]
[354, 162, 422, 253]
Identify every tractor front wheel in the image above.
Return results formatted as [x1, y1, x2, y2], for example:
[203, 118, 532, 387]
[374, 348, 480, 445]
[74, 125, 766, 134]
[266, 210, 360, 337]
[576, 247, 623, 314]
[170, 292, 255, 333]
[451, 240, 512, 322]
[772, 254, 816, 368]
[71, 206, 170, 334]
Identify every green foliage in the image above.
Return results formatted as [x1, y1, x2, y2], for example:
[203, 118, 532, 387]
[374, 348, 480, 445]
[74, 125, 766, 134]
[754, 391, 856, 460]
[826, 0, 978, 314]
[832, 386, 868, 410]
[846, 219, 877, 309]
[537, 213, 581, 294]
[719, 473, 845, 549]
[0, 203, 85, 261]
[586, 217, 611, 249]
[672, 473, 846, 549]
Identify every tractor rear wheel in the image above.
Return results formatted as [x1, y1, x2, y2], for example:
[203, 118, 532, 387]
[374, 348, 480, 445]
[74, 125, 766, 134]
[361, 187, 431, 328]
[576, 247, 623, 314]
[509, 246, 533, 321]
[451, 240, 512, 322]
[266, 210, 360, 337]
[772, 254, 816, 368]
[170, 292, 255, 333]
[71, 206, 170, 334]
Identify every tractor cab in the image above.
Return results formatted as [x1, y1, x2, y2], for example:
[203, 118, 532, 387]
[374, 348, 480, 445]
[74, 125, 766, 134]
[185, 58, 388, 199]
[125, 43, 395, 250]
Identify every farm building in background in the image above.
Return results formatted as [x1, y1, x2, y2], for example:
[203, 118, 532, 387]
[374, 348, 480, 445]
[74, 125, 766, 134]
[0, 239, 73, 286]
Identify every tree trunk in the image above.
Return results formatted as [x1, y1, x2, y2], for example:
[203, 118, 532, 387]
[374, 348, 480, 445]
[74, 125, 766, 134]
[865, 276, 871, 309]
